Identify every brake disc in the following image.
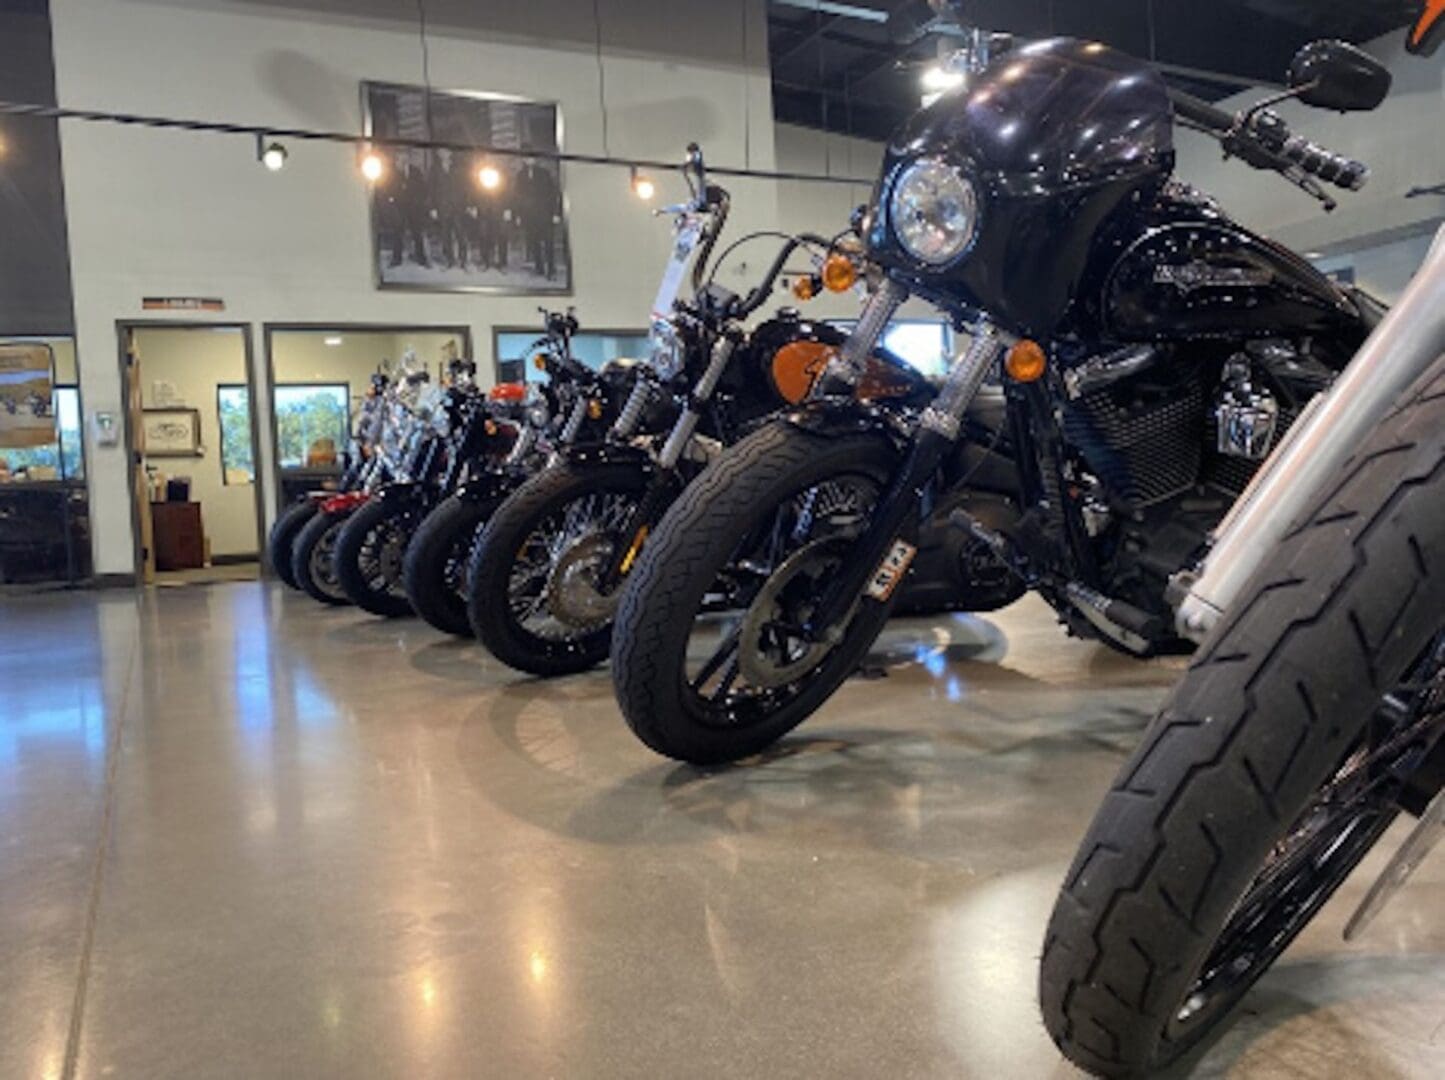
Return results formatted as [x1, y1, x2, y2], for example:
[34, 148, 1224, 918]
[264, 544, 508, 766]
[545, 532, 622, 630]
[737, 538, 850, 689]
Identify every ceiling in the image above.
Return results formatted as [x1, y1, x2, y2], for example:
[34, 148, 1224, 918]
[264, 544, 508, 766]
[769, 0, 1418, 141]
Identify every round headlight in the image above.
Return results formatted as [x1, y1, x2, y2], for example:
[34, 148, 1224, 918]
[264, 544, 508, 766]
[889, 158, 978, 266]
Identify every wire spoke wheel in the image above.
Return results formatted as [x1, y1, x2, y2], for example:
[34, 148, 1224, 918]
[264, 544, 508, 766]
[508, 489, 636, 643]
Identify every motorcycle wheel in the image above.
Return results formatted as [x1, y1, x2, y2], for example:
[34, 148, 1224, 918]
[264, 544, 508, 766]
[291, 508, 354, 606]
[403, 493, 499, 636]
[1040, 351, 1445, 1076]
[467, 461, 649, 677]
[333, 497, 421, 618]
[611, 422, 901, 765]
[267, 499, 317, 589]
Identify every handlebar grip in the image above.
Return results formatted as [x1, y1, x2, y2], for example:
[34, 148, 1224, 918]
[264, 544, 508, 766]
[1169, 89, 1234, 133]
[1274, 133, 1370, 191]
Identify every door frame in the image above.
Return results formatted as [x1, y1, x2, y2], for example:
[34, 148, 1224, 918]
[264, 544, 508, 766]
[115, 320, 266, 580]
[261, 321, 473, 518]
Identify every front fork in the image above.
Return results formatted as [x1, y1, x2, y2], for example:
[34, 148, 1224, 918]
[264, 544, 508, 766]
[598, 335, 738, 589]
[802, 297, 1007, 641]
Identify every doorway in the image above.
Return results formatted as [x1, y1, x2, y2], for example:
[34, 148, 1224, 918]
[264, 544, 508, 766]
[120, 323, 264, 586]
[264, 325, 471, 514]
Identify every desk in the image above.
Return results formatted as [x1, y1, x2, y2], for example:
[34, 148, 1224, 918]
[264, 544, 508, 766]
[151, 501, 205, 571]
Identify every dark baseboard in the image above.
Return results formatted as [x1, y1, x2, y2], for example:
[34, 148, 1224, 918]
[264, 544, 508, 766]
[211, 553, 260, 566]
[93, 572, 138, 588]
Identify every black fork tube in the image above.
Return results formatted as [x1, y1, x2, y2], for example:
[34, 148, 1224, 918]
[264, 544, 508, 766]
[801, 429, 953, 641]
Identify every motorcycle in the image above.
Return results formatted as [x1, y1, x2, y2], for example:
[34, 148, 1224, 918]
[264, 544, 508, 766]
[464, 146, 971, 677]
[1041, 55, 1445, 1078]
[401, 310, 640, 636]
[331, 356, 536, 617]
[290, 358, 444, 605]
[267, 369, 390, 589]
[610, 37, 1383, 766]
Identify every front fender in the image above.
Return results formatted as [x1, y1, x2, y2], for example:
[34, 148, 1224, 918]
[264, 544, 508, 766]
[780, 397, 913, 450]
[453, 470, 523, 505]
[320, 491, 371, 515]
[373, 482, 429, 509]
[555, 440, 658, 475]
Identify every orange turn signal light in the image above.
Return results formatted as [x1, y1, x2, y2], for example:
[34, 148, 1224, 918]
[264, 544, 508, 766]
[822, 253, 858, 293]
[792, 275, 818, 301]
[1005, 339, 1047, 383]
[587, 398, 603, 420]
[533, 353, 548, 371]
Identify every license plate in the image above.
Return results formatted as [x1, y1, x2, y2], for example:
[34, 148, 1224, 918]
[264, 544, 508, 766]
[866, 539, 917, 601]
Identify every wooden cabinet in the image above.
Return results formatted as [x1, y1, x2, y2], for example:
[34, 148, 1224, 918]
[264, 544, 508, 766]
[150, 501, 205, 571]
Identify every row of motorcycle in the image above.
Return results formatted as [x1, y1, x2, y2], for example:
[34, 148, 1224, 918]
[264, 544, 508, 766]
[268, 35, 1445, 1079]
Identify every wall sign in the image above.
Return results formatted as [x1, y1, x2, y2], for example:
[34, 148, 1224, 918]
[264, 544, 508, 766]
[142, 297, 225, 312]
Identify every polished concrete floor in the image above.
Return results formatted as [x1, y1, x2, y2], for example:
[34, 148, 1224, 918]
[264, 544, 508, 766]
[3, 583, 1441, 1079]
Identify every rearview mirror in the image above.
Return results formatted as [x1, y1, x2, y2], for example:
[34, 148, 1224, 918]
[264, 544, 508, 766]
[1288, 40, 1391, 112]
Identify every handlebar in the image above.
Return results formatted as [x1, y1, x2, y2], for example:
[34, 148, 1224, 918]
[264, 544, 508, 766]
[1169, 87, 1369, 195]
[735, 232, 834, 319]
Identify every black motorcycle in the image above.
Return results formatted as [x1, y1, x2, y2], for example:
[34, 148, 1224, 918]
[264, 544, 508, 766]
[464, 147, 965, 677]
[267, 370, 390, 590]
[610, 37, 1382, 766]
[1040, 46, 1445, 1077]
[401, 311, 636, 636]
[331, 358, 528, 617]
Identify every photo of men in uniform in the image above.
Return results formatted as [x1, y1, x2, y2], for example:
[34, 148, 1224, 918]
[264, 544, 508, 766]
[365, 84, 571, 293]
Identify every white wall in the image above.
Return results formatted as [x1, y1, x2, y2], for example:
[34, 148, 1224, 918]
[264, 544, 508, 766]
[50, 0, 783, 575]
[133, 325, 258, 558]
[1173, 34, 1445, 262]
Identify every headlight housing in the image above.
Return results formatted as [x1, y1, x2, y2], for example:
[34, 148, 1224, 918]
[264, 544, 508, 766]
[889, 158, 978, 266]
[646, 318, 684, 380]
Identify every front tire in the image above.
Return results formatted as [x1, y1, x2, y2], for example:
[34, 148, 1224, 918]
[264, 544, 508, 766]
[403, 493, 500, 636]
[333, 497, 421, 618]
[467, 461, 649, 677]
[291, 508, 354, 606]
[611, 422, 902, 765]
[1041, 353, 1445, 1075]
[267, 499, 317, 589]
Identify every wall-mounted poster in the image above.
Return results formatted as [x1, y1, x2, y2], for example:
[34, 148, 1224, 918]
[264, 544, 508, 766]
[142, 408, 203, 457]
[0, 343, 55, 449]
[363, 82, 571, 295]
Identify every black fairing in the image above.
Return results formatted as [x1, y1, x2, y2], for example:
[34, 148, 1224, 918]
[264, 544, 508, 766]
[1098, 197, 1366, 343]
[867, 39, 1174, 336]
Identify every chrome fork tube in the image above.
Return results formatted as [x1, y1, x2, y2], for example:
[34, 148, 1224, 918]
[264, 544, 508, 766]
[611, 374, 654, 440]
[658, 337, 735, 469]
[505, 423, 537, 466]
[1178, 224, 1445, 640]
[558, 397, 588, 444]
[922, 322, 1005, 438]
[825, 278, 907, 386]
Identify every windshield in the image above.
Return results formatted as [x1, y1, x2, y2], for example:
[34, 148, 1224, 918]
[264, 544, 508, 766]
[895, 38, 1173, 186]
[647, 212, 707, 375]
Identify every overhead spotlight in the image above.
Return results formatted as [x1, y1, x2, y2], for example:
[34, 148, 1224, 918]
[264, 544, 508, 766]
[477, 163, 502, 190]
[630, 165, 655, 201]
[919, 64, 965, 107]
[324, 336, 344, 347]
[360, 149, 385, 183]
[256, 135, 288, 172]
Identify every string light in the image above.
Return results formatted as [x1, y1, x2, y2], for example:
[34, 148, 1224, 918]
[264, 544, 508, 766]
[360, 149, 385, 183]
[630, 165, 655, 201]
[257, 134, 288, 172]
[477, 163, 501, 190]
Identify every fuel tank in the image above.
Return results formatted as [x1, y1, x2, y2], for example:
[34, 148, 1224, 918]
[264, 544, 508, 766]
[1100, 197, 1365, 343]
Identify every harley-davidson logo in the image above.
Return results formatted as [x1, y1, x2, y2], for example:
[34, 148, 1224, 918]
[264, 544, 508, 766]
[1410, 1, 1445, 56]
[1154, 262, 1273, 293]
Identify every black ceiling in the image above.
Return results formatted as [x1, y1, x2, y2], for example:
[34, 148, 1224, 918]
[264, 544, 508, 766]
[769, 0, 1418, 142]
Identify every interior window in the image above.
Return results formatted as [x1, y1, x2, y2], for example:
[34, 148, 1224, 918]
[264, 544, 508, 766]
[217, 385, 255, 485]
[495, 330, 649, 385]
[273, 384, 350, 468]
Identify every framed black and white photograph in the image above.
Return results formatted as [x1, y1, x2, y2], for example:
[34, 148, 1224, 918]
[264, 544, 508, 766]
[363, 82, 571, 294]
[142, 408, 202, 457]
